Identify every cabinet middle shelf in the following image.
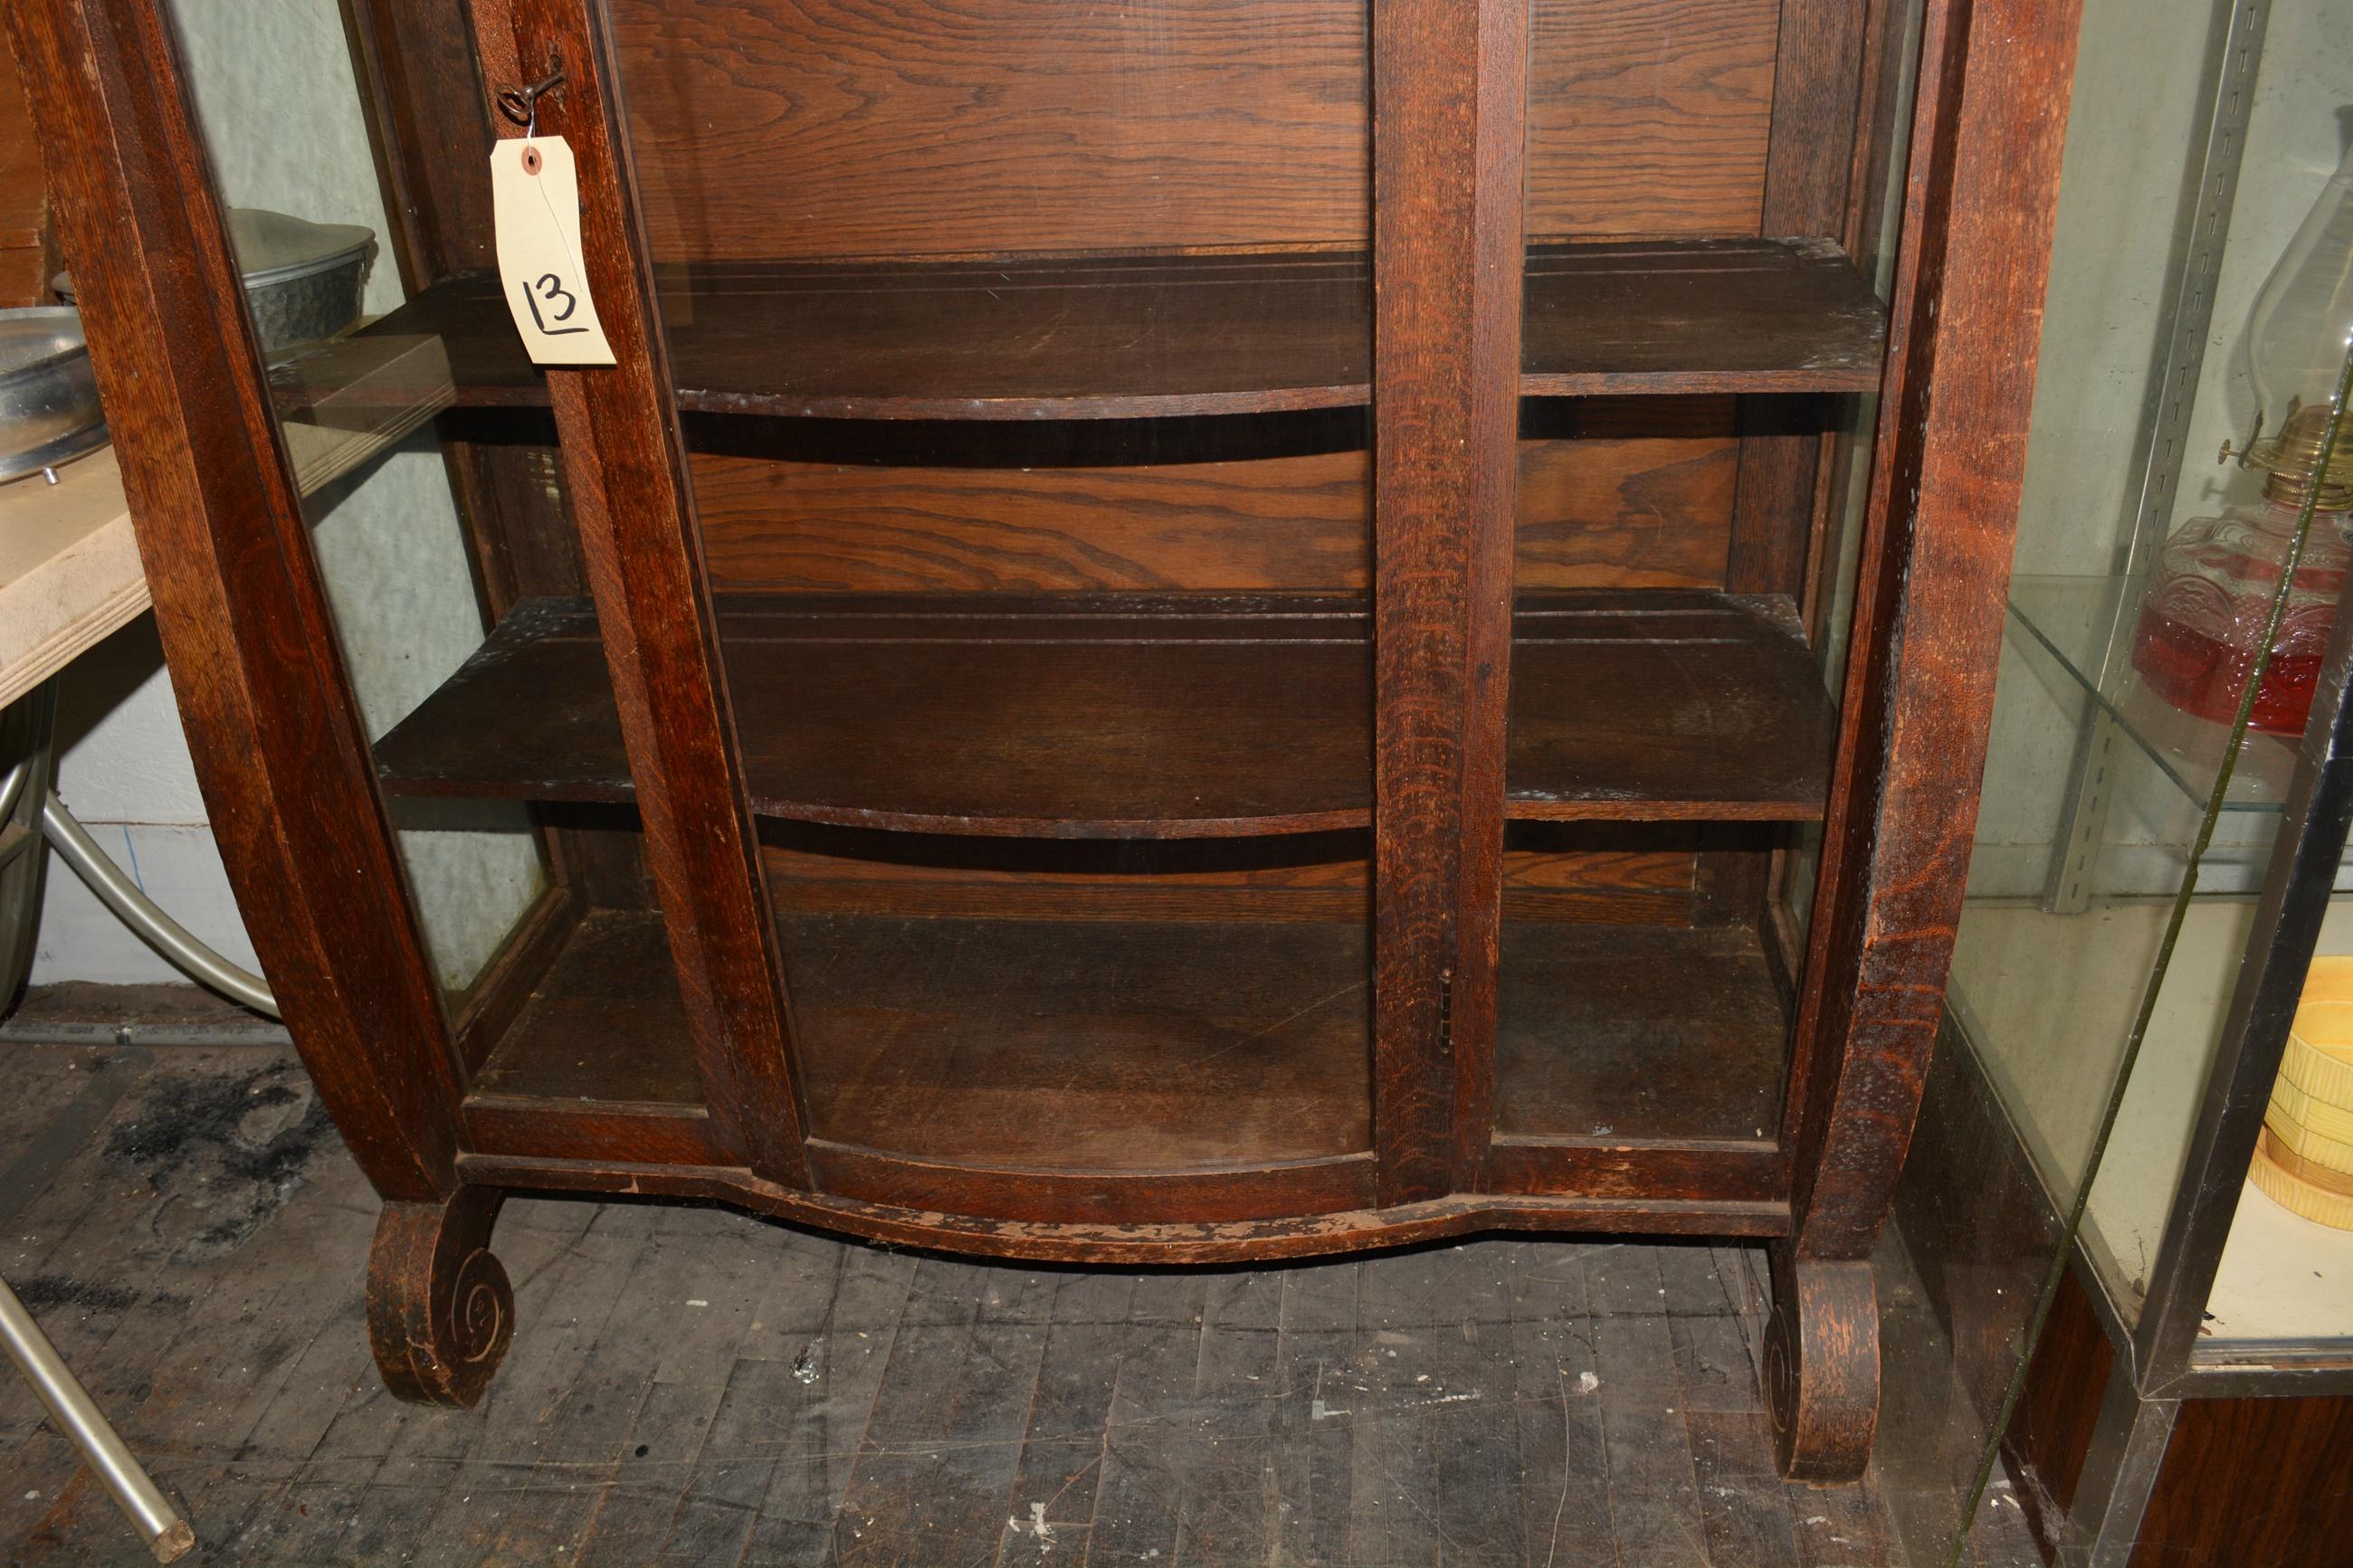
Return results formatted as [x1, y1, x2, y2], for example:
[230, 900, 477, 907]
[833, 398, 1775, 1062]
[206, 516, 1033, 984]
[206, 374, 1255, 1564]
[374, 590, 1836, 838]
[278, 237, 1884, 422]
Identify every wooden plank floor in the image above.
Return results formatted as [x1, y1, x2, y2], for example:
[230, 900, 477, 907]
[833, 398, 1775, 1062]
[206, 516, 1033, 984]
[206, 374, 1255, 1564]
[0, 1041, 2041, 1565]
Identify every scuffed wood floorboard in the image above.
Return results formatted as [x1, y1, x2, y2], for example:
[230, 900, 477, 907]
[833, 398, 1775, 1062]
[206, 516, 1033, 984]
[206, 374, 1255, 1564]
[0, 1041, 2039, 1565]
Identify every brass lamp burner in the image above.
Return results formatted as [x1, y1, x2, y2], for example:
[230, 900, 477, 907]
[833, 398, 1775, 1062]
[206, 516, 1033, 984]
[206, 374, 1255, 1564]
[2235, 401, 2353, 509]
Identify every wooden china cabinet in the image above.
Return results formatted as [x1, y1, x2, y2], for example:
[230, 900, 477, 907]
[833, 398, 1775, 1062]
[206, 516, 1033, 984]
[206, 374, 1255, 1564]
[10, 0, 2080, 1479]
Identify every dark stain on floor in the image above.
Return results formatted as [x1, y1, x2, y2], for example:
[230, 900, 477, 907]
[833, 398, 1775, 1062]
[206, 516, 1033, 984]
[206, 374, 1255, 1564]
[8, 1277, 142, 1315]
[100, 1059, 332, 1255]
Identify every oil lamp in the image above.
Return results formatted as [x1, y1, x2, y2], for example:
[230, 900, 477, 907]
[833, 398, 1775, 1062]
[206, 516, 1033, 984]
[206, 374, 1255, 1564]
[2133, 138, 2353, 736]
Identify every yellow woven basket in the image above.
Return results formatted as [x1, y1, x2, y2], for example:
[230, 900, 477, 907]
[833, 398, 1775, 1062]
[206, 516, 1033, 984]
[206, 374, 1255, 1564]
[2265, 1095, 2353, 1171]
[2253, 1134, 2353, 1229]
[2257, 959, 2353, 1229]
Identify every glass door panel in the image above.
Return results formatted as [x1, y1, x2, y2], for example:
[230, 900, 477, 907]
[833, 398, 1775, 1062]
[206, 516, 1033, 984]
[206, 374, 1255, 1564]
[1491, 0, 1922, 1178]
[157, 0, 685, 1107]
[599, 0, 1378, 1191]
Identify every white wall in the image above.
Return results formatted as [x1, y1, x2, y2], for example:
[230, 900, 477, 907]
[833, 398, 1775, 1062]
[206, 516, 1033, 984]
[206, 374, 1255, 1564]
[29, 622, 260, 984]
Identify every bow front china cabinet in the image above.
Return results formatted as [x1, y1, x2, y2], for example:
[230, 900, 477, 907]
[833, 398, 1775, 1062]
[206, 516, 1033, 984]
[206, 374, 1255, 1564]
[8, 0, 2081, 1479]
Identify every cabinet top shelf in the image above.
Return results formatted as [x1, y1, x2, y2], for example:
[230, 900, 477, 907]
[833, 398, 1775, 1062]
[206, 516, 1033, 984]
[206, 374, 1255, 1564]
[280, 238, 1884, 423]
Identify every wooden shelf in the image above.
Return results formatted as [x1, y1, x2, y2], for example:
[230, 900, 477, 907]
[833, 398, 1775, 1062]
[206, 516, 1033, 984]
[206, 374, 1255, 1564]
[468, 910, 1789, 1170]
[377, 594, 1373, 837]
[373, 591, 1834, 836]
[468, 909, 1374, 1173]
[1507, 592, 1838, 821]
[1494, 921, 1787, 1145]
[279, 238, 1881, 423]
[1521, 238, 1884, 397]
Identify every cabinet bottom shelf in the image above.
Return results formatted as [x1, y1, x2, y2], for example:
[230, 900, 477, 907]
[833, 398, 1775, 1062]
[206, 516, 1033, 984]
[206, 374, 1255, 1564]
[1496, 922, 1788, 1145]
[465, 905, 1792, 1186]
[469, 908, 1375, 1173]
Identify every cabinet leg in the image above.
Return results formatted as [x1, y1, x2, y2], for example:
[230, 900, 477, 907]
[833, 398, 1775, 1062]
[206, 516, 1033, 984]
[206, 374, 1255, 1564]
[366, 1185, 513, 1409]
[1764, 1249, 1880, 1482]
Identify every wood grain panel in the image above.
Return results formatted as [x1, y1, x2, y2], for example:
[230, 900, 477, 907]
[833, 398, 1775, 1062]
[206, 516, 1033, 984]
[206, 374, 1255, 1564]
[453, 1153, 1793, 1258]
[1483, 1141, 1782, 1202]
[804, 1143, 1378, 1226]
[2130, 1392, 2353, 1568]
[2001, 1266, 2111, 1562]
[601, 0, 1774, 261]
[462, 1098, 725, 1165]
[0, 38, 51, 304]
[1519, 434, 1735, 588]
[691, 448, 1369, 592]
[689, 432, 1733, 594]
[1526, 0, 1777, 238]
[608, 0, 1368, 260]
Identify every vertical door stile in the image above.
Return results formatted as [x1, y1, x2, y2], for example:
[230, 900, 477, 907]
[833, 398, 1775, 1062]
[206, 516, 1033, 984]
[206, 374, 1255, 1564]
[1455, 0, 1529, 1191]
[1371, 0, 1526, 1204]
[468, 0, 813, 1187]
[1786, 0, 2085, 1256]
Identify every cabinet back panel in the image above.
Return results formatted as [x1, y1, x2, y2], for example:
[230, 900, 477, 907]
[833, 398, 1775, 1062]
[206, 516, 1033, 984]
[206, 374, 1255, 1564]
[608, 0, 1775, 261]
[1528, 0, 1775, 238]
[691, 432, 1734, 593]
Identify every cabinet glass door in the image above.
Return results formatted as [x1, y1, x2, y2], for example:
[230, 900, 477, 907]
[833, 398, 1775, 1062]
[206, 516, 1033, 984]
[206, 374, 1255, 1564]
[592, 0, 1381, 1210]
[1488, 1, 1922, 1191]
[152, 0, 715, 1121]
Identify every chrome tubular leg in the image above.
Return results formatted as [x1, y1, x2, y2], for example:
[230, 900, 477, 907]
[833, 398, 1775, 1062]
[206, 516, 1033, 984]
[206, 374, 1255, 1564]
[0, 1275, 195, 1563]
[36, 792, 277, 1018]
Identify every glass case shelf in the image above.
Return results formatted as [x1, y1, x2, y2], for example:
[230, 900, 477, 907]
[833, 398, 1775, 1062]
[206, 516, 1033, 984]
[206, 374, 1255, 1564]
[2006, 573, 2301, 815]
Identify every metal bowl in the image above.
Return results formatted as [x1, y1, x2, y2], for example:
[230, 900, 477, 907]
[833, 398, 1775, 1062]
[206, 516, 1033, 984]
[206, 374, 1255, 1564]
[54, 207, 375, 353]
[0, 308, 106, 485]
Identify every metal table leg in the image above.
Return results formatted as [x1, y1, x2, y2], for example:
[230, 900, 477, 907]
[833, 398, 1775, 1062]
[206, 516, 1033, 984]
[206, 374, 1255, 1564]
[0, 1275, 195, 1563]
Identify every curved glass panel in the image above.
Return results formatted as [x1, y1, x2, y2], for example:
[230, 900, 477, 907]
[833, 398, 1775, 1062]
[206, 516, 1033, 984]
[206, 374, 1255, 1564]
[160, 0, 671, 1097]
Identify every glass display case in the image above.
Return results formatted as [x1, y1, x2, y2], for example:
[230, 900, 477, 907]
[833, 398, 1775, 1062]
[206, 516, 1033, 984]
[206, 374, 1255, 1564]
[1892, 0, 2353, 1559]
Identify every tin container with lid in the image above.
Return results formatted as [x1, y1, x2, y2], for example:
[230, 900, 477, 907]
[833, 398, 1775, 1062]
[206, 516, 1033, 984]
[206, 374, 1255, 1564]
[55, 207, 374, 352]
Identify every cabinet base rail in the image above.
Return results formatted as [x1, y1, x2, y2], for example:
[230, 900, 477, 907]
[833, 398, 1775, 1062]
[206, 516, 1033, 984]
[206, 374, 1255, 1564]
[379, 1165, 1894, 1478]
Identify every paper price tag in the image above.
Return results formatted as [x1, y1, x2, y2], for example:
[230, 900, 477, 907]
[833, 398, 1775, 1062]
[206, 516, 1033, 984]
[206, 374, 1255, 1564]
[490, 137, 615, 366]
